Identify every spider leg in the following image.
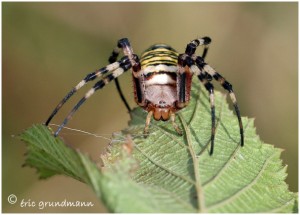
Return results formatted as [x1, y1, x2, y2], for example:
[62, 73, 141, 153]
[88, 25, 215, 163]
[195, 56, 244, 147]
[175, 36, 212, 106]
[201, 45, 210, 60]
[185, 36, 211, 56]
[177, 54, 216, 154]
[170, 111, 183, 135]
[54, 57, 132, 136]
[110, 39, 145, 112]
[198, 72, 216, 155]
[114, 78, 130, 111]
[143, 110, 153, 137]
[176, 54, 194, 108]
[108, 38, 143, 112]
[45, 57, 128, 126]
[109, 44, 131, 112]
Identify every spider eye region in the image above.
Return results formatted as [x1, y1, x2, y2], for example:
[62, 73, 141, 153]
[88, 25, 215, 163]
[159, 100, 166, 106]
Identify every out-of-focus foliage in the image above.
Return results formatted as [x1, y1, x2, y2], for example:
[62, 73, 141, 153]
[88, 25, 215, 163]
[3, 2, 297, 212]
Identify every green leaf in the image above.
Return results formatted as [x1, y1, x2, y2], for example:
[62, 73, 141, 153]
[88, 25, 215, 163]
[20, 124, 99, 185]
[20, 80, 297, 213]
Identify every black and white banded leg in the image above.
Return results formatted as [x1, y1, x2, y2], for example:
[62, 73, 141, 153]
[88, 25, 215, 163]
[45, 56, 129, 126]
[176, 36, 212, 107]
[108, 39, 137, 112]
[195, 56, 244, 147]
[198, 72, 216, 155]
[177, 54, 216, 155]
[176, 54, 194, 108]
[185, 36, 212, 57]
[54, 56, 132, 136]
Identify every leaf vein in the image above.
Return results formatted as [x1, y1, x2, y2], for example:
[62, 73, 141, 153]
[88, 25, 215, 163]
[207, 152, 277, 210]
[134, 144, 196, 185]
[267, 197, 296, 213]
[202, 120, 251, 187]
[179, 113, 206, 213]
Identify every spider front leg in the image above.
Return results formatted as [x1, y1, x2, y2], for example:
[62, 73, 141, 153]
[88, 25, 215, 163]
[109, 40, 150, 137]
[169, 54, 195, 137]
[176, 55, 194, 109]
[196, 56, 244, 147]
[198, 72, 216, 155]
[185, 36, 211, 58]
[177, 54, 216, 154]
[53, 56, 133, 136]
[45, 56, 129, 126]
[108, 38, 137, 112]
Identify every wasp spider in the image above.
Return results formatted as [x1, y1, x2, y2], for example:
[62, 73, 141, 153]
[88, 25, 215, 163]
[45, 37, 244, 155]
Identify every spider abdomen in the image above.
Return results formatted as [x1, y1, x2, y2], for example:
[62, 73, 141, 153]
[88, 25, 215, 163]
[137, 44, 181, 121]
[140, 44, 178, 68]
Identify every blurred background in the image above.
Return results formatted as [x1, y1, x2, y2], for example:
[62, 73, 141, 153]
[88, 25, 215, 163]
[3, 2, 297, 212]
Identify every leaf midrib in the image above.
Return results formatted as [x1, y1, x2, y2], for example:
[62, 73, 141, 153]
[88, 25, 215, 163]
[179, 113, 206, 213]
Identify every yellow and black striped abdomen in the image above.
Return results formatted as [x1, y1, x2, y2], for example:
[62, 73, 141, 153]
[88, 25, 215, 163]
[140, 44, 179, 69]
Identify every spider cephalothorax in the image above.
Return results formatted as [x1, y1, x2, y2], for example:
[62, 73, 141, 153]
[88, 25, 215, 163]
[45, 37, 244, 155]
